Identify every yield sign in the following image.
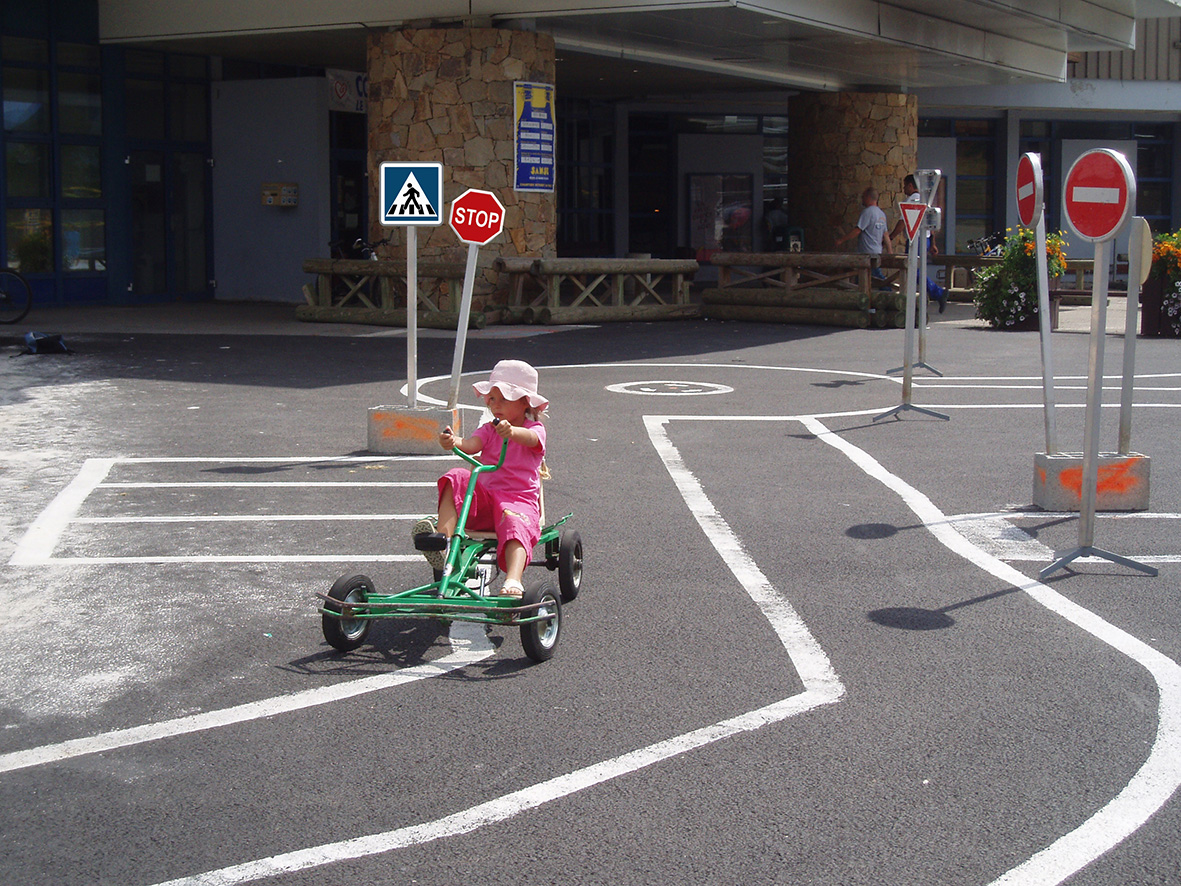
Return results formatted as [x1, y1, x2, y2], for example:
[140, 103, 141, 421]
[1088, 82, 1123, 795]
[899, 202, 927, 242]
[1016, 153, 1044, 229]
[1062, 148, 1135, 243]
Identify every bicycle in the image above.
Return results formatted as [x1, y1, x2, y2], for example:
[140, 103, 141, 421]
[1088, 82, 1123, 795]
[0, 268, 32, 324]
[964, 231, 1005, 288]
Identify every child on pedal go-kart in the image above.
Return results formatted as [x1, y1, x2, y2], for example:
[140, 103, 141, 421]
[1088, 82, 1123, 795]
[412, 360, 548, 598]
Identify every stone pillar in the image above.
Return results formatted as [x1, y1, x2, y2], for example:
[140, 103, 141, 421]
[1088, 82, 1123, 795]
[367, 27, 557, 307]
[788, 92, 917, 253]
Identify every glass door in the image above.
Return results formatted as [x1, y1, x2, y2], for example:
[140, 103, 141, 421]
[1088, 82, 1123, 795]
[129, 149, 209, 299]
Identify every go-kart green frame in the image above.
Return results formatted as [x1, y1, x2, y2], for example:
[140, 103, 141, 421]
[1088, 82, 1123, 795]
[319, 439, 582, 662]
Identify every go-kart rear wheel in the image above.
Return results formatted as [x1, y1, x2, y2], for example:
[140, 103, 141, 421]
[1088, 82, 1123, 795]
[322, 573, 373, 652]
[520, 580, 561, 662]
[557, 529, 583, 602]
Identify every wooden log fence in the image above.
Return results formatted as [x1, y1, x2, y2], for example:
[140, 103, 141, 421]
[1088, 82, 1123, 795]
[300, 258, 466, 310]
[509, 257, 700, 323]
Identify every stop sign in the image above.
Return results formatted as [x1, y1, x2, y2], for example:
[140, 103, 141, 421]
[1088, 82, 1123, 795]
[1016, 153, 1043, 229]
[1063, 149, 1135, 243]
[449, 188, 506, 245]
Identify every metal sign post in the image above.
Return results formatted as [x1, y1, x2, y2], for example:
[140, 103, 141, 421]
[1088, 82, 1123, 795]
[1018, 152, 1058, 455]
[1040, 149, 1156, 579]
[877, 170, 948, 423]
[379, 162, 444, 407]
[446, 188, 506, 410]
[1119, 217, 1151, 455]
[915, 205, 943, 376]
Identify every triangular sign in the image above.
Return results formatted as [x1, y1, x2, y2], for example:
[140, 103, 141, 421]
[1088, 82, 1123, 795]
[900, 202, 927, 242]
[387, 172, 436, 218]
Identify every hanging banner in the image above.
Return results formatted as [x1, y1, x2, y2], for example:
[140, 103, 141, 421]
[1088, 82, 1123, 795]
[513, 81, 556, 192]
[326, 69, 367, 114]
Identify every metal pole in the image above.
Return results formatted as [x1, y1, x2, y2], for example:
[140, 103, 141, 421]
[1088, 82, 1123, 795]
[1119, 217, 1150, 454]
[447, 242, 480, 410]
[1078, 238, 1110, 549]
[902, 235, 919, 407]
[1034, 214, 1057, 454]
[406, 226, 418, 407]
[917, 237, 929, 366]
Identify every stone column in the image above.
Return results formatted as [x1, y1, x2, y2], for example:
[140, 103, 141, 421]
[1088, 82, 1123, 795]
[788, 92, 917, 253]
[367, 26, 557, 307]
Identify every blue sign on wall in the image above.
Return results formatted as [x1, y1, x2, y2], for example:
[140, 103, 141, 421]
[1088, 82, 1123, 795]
[379, 162, 444, 226]
[513, 82, 555, 193]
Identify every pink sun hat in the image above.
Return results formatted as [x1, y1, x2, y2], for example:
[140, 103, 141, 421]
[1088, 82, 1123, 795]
[472, 360, 548, 410]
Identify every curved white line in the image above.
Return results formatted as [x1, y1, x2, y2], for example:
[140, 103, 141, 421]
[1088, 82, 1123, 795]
[139, 416, 845, 886]
[802, 416, 1181, 885]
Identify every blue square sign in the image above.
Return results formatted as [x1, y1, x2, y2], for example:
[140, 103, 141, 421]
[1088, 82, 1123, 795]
[379, 162, 444, 226]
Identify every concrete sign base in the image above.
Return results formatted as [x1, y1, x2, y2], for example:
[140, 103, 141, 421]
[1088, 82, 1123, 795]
[368, 406, 460, 455]
[1033, 451, 1150, 512]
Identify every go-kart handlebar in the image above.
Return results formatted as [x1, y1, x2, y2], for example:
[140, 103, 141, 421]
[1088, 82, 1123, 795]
[446, 419, 508, 472]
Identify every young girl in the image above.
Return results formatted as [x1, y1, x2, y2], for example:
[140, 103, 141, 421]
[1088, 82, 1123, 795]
[413, 360, 547, 598]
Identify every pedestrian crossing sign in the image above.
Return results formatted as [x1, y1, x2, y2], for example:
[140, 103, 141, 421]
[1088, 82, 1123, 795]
[379, 162, 444, 226]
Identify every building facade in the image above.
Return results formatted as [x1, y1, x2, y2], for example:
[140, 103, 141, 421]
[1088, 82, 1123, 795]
[2, 0, 1179, 307]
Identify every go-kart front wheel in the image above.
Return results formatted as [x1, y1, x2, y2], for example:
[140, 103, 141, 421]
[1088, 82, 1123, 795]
[520, 580, 561, 662]
[322, 573, 373, 652]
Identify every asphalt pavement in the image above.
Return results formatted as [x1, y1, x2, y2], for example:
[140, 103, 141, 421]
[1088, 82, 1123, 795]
[0, 299, 1178, 886]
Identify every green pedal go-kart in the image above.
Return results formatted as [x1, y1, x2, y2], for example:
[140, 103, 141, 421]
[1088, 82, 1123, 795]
[318, 438, 582, 662]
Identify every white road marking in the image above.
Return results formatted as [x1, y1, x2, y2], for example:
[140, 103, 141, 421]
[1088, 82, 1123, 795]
[136, 417, 846, 886]
[75, 514, 425, 524]
[800, 416, 1181, 886]
[9, 457, 116, 566]
[0, 620, 494, 776]
[97, 481, 433, 488]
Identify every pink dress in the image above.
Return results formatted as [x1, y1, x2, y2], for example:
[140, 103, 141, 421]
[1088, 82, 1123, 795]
[438, 420, 546, 570]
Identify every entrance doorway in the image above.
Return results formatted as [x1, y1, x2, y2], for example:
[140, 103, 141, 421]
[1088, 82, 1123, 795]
[129, 150, 210, 300]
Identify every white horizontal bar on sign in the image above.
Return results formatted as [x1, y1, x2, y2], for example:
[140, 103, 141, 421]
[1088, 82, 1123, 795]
[1072, 186, 1121, 204]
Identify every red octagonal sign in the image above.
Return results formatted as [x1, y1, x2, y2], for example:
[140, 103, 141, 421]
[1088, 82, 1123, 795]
[1063, 149, 1135, 243]
[449, 188, 506, 246]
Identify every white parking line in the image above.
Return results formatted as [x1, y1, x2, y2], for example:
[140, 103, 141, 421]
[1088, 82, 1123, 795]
[0, 621, 495, 776]
[8, 458, 436, 566]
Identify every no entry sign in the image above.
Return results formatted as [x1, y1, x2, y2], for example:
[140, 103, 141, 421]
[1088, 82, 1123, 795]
[1063, 149, 1135, 243]
[449, 189, 506, 245]
[1016, 153, 1043, 229]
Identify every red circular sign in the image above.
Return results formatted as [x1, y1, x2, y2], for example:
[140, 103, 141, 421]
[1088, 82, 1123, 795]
[449, 188, 506, 245]
[1062, 149, 1135, 243]
[1016, 153, 1043, 229]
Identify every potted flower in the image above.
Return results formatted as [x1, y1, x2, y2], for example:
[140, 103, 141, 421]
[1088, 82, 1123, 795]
[1143, 231, 1181, 337]
[972, 227, 1068, 330]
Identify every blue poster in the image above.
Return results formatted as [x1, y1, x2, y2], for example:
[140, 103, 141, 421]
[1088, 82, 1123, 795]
[513, 82, 555, 193]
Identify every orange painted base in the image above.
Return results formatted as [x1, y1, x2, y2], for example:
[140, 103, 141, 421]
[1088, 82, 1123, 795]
[1033, 452, 1150, 512]
[367, 406, 461, 455]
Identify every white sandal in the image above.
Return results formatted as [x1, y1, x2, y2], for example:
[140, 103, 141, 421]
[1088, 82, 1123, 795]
[500, 579, 524, 599]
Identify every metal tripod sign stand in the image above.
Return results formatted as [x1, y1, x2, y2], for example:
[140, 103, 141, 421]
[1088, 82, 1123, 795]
[1039, 149, 1157, 580]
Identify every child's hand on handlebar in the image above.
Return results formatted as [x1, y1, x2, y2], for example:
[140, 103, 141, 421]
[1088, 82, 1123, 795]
[491, 417, 513, 440]
[439, 426, 458, 450]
